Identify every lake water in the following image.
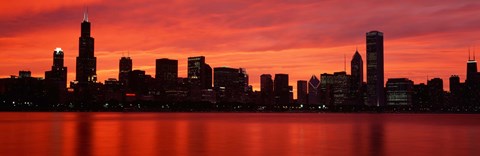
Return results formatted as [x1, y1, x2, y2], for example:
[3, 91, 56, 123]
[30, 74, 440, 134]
[0, 113, 479, 156]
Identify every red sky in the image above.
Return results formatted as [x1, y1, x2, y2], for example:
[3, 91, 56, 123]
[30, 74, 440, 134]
[1, 0, 480, 96]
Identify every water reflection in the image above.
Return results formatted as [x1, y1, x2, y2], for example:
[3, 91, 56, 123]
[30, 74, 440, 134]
[0, 113, 479, 156]
[368, 120, 384, 156]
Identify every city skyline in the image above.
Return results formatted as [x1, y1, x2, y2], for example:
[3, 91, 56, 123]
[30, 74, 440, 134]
[2, 1, 480, 95]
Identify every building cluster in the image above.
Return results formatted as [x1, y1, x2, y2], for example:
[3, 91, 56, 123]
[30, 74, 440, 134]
[0, 12, 479, 110]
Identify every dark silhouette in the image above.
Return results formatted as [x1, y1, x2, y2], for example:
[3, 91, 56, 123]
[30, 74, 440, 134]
[0, 12, 479, 112]
[366, 31, 385, 106]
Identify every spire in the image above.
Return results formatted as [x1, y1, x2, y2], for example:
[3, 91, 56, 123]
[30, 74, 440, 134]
[83, 7, 89, 22]
[344, 53, 346, 72]
[469, 47, 471, 61]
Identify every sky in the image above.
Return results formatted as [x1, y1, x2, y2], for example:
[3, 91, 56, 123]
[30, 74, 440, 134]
[1, 0, 480, 96]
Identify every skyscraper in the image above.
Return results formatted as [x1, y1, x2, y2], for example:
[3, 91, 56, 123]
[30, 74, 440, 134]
[308, 75, 320, 105]
[274, 74, 289, 105]
[366, 30, 385, 106]
[466, 52, 478, 85]
[260, 74, 273, 105]
[45, 48, 68, 104]
[214, 67, 248, 103]
[427, 78, 444, 107]
[320, 73, 334, 106]
[188, 56, 212, 89]
[351, 49, 363, 90]
[333, 71, 351, 105]
[156, 58, 178, 88]
[76, 10, 96, 83]
[297, 80, 307, 105]
[119, 56, 132, 83]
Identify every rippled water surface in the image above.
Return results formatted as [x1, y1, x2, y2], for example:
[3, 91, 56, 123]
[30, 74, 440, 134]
[0, 113, 479, 156]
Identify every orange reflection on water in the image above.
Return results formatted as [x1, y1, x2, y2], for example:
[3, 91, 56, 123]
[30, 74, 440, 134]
[0, 113, 479, 156]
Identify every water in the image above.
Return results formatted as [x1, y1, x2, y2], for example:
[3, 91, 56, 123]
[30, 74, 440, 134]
[0, 113, 479, 156]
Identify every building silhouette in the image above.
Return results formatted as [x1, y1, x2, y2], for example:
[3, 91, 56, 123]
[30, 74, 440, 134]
[333, 71, 351, 105]
[464, 53, 480, 106]
[427, 78, 444, 107]
[351, 49, 363, 90]
[45, 48, 67, 104]
[119, 56, 132, 84]
[448, 75, 463, 106]
[308, 75, 320, 105]
[386, 78, 413, 105]
[188, 56, 212, 89]
[449, 75, 461, 95]
[70, 10, 103, 104]
[466, 52, 478, 85]
[127, 70, 153, 98]
[104, 78, 124, 102]
[0, 71, 46, 107]
[19, 71, 31, 78]
[260, 74, 274, 105]
[214, 67, 248, 103]
[320, 73, 334, 106]
[76, 10, 97, 83]
[156, 58, 178, 89]
[366, 30, 385, 106]
[297, 80, 307, 105]
[274, 74, 290, 105]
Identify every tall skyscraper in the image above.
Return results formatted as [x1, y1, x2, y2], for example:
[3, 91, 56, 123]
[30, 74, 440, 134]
[366, 30, 385, 106]
[45, 48, 68, 104]
[119, 56, 132, 83]
[76, 10, 97, 83]
[297, 80, 307, 105]
[274, 74, 289, 105]
[260, 74, 273, 105]
[156, 58, 178, 88]
[308, 75, 320, 105]
[351, 49, 363, 90]
[188, 56, 212, 89]
[466, 52, 478, 85]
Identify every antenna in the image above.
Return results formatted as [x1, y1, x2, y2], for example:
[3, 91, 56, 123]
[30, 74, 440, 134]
[83, 6, 89, 22]
[344, 53, 346, 72]
[469, 47, 471, 60]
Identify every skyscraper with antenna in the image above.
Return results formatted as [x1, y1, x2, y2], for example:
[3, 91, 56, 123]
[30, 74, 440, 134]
[466, 48, 478, 85]
[75, 8, 97, 83]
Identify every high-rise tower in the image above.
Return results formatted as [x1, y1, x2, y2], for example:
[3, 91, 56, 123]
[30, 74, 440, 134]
[351, 49, 363, 90]
[119, 56, 132, 83]
[76, 9, 97, 83]
[188, 56, 212, 89]
[45, 48, 68, 104]
[466, 50, 478, 85]
[366, 30, 385, 106]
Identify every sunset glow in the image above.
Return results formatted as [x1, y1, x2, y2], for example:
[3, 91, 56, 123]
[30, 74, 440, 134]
[2, 0, 480, 93]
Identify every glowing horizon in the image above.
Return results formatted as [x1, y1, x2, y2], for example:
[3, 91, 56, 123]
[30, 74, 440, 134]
[2, 0, 480, 97]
